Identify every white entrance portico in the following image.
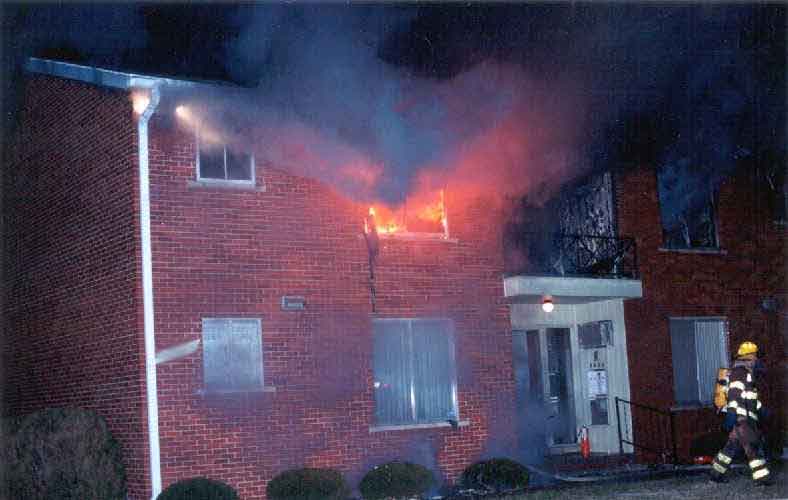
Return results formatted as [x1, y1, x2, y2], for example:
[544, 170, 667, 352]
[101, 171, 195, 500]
[505, 275, 642, 455]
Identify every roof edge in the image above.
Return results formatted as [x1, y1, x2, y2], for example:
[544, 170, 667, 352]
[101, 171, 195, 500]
[25, 57, 197, 90]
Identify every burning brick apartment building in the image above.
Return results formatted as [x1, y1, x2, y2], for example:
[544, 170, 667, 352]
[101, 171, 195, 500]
[3, 58, 785, 500]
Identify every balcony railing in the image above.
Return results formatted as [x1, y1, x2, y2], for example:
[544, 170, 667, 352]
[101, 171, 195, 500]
[506, 232, 638, 279]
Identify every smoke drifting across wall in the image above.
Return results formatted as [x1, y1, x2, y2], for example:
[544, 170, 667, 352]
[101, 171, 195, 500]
[9, 4, 782, 216]
[167, 3, 784, 223]
[168, 4, 589, 211]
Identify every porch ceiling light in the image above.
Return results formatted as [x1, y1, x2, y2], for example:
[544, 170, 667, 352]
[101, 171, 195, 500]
[542, 297, 555, 313]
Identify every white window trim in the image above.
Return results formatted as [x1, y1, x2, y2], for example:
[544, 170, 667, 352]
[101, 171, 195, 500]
[196, 132, 255, 186]
[201, 317, 266, 393]
[372, 317, 461, 427]
[369, 420, 470, 433]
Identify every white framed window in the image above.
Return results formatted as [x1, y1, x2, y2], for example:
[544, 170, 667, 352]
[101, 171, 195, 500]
[372, 318, 459, 426]
[669, 317, 729, 405]
[197, 135, 254, 184]
[202, 318, 263, 392]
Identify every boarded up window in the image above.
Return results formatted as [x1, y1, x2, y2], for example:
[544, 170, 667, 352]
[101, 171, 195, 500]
[373, 319, 458, 425]
[202, 318, 263, 392]
[669, 318, 728, 405]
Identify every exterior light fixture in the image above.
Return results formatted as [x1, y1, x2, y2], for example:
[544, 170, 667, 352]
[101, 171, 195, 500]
[542, 297, 555, 313]
[131, 92, 150, 115]
[174, 105, 191, 120]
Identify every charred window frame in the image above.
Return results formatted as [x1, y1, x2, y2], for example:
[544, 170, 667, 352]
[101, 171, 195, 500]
[668, 317, 729, 407]
[372, 318, 459, 426]
[201, 318, 263, 393]
[657, 164, 720, 250]
[196, 133, 255, 184]
[762, 157, 787, 223]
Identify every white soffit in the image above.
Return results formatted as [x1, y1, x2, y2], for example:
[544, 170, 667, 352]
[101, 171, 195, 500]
[504, 275, 643, 304]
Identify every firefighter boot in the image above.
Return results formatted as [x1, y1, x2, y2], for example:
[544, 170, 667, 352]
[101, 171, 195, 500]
[751, 457, 772, 486]
[710, 452, 731, 483]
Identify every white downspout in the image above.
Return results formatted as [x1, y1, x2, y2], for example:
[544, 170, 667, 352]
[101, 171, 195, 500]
[138, 85, 162, 499]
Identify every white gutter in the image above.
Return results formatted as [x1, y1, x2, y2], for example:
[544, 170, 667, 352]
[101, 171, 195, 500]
[138, 85, 163, 499]
[23, 56, 205, 500]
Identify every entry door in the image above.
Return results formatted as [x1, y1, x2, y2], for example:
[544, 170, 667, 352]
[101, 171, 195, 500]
[519, 328, 576, 447]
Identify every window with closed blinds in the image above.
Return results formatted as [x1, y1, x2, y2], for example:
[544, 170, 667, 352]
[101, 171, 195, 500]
[202, 318, 263, 392]
[669, 318, 728, 405]
[373, 319, 458, 426]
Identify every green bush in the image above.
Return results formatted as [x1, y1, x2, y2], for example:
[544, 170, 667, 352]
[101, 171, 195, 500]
[359, 461, 434, 500]
[3, 407, 126, 500]
[459, 458, 529, 494]
[266, 468, 349, 500]
[157, 477, 239, 500]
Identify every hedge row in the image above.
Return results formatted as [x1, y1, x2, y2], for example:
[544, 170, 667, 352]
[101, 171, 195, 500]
[262, 458, 528, 500]
[160, 458, 529, 500]
[2, 408, 528, 500]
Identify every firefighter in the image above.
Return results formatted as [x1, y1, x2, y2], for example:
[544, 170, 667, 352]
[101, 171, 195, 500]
[710, 341, 771, 486]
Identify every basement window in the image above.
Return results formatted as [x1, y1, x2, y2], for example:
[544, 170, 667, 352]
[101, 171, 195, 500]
[372, 318, 459, 426]
[668, 317, 728, 407]
[202, 318, 263, 392]
[197, 138, 254, 184]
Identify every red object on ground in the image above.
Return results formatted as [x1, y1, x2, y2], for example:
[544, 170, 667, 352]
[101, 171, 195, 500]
[580, 427, 591, 459]
[694, 456, 713, 464]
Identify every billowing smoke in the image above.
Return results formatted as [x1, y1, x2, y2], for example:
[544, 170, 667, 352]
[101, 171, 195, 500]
[166, 3, 783, 222]
[167, 4, 590, 211]
[9, 4, 782, 214]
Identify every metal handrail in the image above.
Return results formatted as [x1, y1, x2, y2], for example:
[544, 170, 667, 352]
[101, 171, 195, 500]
[616, 397, 678, 466]
[506, 232, 639, 279]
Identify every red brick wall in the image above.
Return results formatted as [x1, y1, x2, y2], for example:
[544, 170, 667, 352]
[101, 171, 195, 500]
[147, 116, 515, 498]
[2, 75, 150, 496]
[616, 164, 786, 462]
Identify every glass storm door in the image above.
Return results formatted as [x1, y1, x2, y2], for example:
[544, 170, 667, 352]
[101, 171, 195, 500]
[545, 328, 575, 445]
[515, 328, 576, 448]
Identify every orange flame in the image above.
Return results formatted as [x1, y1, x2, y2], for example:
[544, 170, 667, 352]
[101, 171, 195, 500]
[364, 190, 448, 237]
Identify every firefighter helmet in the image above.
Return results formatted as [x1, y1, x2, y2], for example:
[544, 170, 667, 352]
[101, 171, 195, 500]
[737, 341, 758, 357]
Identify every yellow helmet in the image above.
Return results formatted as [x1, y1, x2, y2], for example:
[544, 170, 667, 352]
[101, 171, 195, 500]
[737, 341, 758, 357]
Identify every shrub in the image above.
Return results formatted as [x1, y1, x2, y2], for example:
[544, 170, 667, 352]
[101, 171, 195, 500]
[3, 407, 126, 500]
[266, 468, 349, 500]
[157, 477, 240, 500]
[460, 458, 529, 494]
[359, 461, 434, 500]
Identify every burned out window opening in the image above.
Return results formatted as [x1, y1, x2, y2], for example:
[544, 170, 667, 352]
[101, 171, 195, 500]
[372, 318, 459, 427]
[365, 190, 452, 241]
[506, 171, 638, 278]
[201, 318, 263, 393]
[197, 133, 255, 184]
[657, 162, 720, 250]
[762, 153, 787, 223]
[668, 317, 729, 407]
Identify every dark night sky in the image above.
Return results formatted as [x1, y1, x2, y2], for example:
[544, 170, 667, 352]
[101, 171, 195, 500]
[1, 2, 785, 206]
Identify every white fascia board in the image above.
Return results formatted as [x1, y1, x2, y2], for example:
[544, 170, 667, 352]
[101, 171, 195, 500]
[25, 57, 197, 90]
[504, 275, 643, 300]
